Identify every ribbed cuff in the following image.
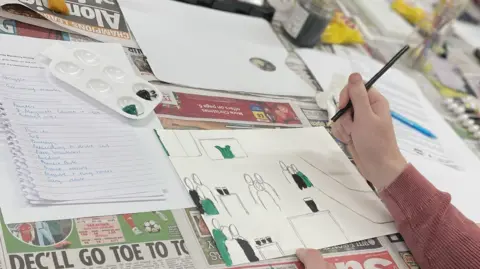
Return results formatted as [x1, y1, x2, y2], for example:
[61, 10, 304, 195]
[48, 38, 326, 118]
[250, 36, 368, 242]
[379, 164, 440, 223]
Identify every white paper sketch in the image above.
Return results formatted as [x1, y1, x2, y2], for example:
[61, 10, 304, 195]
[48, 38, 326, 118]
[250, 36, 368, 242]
[279, 161, 292, 183]
[159, 128, 397, 266]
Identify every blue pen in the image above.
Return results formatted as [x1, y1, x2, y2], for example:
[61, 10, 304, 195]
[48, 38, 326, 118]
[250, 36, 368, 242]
[391, 111, 437, 139]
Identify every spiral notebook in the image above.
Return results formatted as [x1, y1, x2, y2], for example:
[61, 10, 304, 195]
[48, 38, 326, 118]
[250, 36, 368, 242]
[0, 35, 192, 223]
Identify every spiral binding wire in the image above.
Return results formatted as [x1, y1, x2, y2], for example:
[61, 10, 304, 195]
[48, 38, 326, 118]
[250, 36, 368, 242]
[0, 102, 40, 202]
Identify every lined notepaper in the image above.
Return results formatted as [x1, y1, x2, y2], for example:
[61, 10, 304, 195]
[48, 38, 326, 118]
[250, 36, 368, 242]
[0, 69, 168, 203]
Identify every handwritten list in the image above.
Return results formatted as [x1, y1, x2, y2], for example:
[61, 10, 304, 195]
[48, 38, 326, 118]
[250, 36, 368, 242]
[0, 54, 166, 204]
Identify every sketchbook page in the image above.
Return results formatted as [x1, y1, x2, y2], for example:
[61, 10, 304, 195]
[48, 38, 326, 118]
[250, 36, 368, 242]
[158, 128, 396, 265]
[0, 34, 192, 223]
[120, 0, 315, 97]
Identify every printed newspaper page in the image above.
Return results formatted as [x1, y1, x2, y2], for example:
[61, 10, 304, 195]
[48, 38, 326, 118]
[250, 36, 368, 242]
[154, 85, 309, 128]
[0, 0, 137, 47]
[0, 211, 194, 269]
[173, 208, 412, 269]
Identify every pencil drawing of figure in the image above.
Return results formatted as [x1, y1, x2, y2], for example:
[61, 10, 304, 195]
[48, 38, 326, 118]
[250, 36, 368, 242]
[290, 165, 307, 190]
[279, 161, 292, 183]
[185, 177, 204, 214]
[211, 219, 232, 266]
[229, 224, 259, 262]
[192, 173, 217, 202]
[254, 181, 281, 211]
[291, 164, 313, 188]
[254, 173, 280, 200]
[187, 174, 219, 215]
[244, 174, 258, 204]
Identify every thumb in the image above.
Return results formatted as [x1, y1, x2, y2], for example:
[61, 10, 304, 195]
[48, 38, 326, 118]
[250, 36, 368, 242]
[296, 249, 332, 269]
[346, 73, 373, 117]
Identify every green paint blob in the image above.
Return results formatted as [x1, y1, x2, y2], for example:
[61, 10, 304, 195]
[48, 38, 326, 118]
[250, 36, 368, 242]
[122, 104, 138, 116]
[202, 199, 219, 215]
[215, 145, 235, 159]
[297, 171, 313, 187]
[212, 228, 232, 266]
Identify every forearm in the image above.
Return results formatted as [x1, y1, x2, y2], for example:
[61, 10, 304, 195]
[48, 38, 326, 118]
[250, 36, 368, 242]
[380, 164, 480, 269]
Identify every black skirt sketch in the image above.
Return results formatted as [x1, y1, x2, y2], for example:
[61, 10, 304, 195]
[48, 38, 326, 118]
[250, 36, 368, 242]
[185, 177, 205, 214]
[292, 174, 307, 190]
[189, 189, 204, 214]
[229, 224, 259, 262]
[304, 197, 319, 212]
[236, 238, 259, 262]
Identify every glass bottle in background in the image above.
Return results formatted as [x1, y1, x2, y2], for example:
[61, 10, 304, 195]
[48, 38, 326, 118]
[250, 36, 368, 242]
[282, 0, 334, 48]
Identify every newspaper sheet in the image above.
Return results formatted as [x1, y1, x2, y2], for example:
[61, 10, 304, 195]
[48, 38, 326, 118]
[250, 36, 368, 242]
[174, 208, 414, 269]
[0, 16, 155, 81]
[0, 0, 137, 47]
[0, 211, 194, 269]
[154, 85, 310, 128]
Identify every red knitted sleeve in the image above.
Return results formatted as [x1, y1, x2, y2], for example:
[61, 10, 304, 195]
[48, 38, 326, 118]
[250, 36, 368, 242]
[379, 164, 480, 269]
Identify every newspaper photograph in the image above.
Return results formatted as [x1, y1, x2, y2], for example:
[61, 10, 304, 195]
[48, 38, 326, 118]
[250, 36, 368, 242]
[0, 0, 137, 47]
[125, 47, 158, 81]
[0, 211, 194, 269]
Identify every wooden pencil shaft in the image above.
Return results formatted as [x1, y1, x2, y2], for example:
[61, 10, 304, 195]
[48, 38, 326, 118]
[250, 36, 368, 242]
[330, 45, 410, 123]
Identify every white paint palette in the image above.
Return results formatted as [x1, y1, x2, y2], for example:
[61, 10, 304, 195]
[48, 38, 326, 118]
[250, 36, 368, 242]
[40, 43, 162, 119]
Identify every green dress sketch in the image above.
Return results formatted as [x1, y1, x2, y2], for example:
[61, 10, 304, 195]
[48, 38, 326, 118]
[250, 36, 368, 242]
[201, 198, 219, 215]
[212, 228, 232, 266]
[297, 171, 313, 187]
[215, 145, 235, 159]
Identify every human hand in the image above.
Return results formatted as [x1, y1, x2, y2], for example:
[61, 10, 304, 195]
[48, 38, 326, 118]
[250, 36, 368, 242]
[296, 249, 334, 269]
[331, 73, 407, 190]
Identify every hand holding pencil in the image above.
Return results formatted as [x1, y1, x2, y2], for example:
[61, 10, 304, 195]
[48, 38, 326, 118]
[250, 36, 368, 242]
[331, 73, 407, 190]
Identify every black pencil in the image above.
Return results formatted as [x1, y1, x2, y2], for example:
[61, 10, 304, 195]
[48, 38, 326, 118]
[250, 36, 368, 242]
[329, 45, 410, 123]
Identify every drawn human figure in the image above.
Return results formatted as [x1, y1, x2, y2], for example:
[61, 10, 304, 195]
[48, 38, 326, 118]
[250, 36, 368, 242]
[224, 225, 250, 264]
[192, 173, 218, 202]
[244, 174, 258, 204]
[254, 181, 281, 210]
[191, 173, 219, 215]
[212, 219, 233, 266]
[291, 164, 313, 188]
[254, 173, 280, 200]
[35, 221, 55, 246]
[185, 177, 204, 214]
[289, 166, 307, 190]
[214, 145, 235, 159]
[229, 224, 259, 262]
[279, 161, 292, 183]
